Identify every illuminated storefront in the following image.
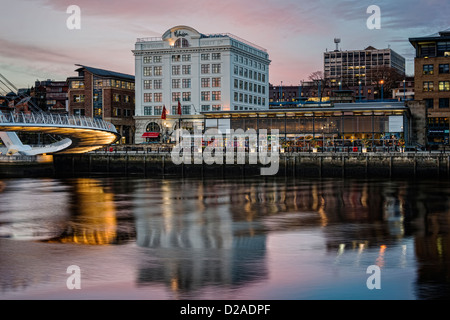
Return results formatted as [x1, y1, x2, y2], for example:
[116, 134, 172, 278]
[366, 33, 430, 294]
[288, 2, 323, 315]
[202, 102, 410, 151]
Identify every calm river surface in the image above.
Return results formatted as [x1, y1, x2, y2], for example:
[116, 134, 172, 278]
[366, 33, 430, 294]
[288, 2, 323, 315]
[0, 176, 449, 300]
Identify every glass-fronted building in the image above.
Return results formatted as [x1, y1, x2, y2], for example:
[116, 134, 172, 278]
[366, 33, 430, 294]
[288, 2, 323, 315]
[202, 102, 410, 151]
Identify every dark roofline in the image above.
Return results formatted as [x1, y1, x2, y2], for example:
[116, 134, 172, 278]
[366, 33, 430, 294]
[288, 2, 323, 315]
[75, 64, 135, 81]
[409, 29, 450, 45]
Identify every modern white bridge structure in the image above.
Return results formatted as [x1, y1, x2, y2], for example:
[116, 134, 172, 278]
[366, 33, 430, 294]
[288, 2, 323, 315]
[0, 111, 120, 155]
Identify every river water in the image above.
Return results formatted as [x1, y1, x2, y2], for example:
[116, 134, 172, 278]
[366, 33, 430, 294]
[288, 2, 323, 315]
[0, 176, 449, 300]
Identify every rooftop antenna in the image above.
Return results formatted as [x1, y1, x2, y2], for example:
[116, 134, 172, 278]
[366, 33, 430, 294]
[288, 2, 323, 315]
[334, 38, 341, 51]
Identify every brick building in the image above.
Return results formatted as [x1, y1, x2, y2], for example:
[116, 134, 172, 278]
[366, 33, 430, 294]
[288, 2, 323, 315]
[32, 79, 68, 113]
[410, 29, 450, 146]
[67, 65, 135, 144]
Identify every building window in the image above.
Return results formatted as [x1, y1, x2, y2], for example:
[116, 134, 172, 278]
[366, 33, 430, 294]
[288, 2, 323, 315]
[424, 98, 434, 109]
[212, 78, 221, 87]
[172, 92, 181, 102]
[201, 53, 210, 61]
[212, 91, 221, 101]
[144, 80, 152, 90]
[143, 67, 152, 77]
[201, 105, 210, 111]
[212, 105, 221, 111]
[73, 108, 85, 116]
[172, 79, 180, 89]
[212, 53, 221, 60]
[154, 93, 162, 102]
[439, 98, 450, 109]
[182, 54, 191, 62]
[439, 81, 450, 91]
[73, 94, 85, 103]
[423, 81, 434, 92]
[201, 78, 210, 88]
[153, 106, 162, 115]
[182, 65, 191, 75]
[420, 44, 436, 57]
[423, 64, 434, 75]
[113, 108, 121, 117]
[201, 64, 210, 74]
[70, 81, 84, 89]
[144, 93, 152, 103]
[154, 79, 162, 89]
[153, 56, 162, 63]
[174, 38, 189, 48]
[113, 94, 121, 102]
[172, 55, 181, 62]
[212, 64, 221, 74]
[182, 79, 191, 89]
[439, 64, 450, 74]
[182, 92, 191, 102]
[143, 56, 152, 64]
[172, 65, 180, 75]
[437, 42, 450, 57]
[201, 91, 210, 101]
[182, 105, 191, 115]
[154, 66, 162, 76]
[94, 108, 102, 117]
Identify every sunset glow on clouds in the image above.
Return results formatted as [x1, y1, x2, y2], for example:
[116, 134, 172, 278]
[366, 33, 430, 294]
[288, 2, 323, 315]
[1, 0, 449, 89]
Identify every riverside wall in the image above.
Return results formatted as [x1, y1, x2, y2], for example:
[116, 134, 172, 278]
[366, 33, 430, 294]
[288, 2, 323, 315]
[51, 152, 450, 179]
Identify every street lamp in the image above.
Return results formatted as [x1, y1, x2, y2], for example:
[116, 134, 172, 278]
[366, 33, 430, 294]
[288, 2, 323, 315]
[380, 80, 384, 101]
[358, 81, 362, 102]
[299, 80, 303, 105]
[280, 81, 283, 103]
[339, 81, 342, 90]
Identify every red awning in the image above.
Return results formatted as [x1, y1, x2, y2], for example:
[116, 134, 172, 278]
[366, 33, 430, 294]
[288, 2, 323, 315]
[142, 132, 160, 138]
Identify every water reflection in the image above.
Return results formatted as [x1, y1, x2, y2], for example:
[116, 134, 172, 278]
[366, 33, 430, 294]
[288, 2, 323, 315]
[0, 177, 449, 299]
[133, 179, 268, 294]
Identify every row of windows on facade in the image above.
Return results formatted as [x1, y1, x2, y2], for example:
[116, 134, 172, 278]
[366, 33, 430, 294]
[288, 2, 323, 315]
[424, 98, 450, 109]
[143, 53, 222, 64]
[143, 78, 221, 90]
[143, 52, 267, 71]
[419, 42, 450, 57]
[143, 64, 222, 76]
[70, 80, 135, 90]
[233, 54, 266, 71]
[143, 105, 221, 115]
[422, 81, 450, 92]
[422, 64, 450, 75]
[234, 79, 266, 94]
[143, 91, 222, 103]
[72, 108, 133, 117]
[233, 66, 266, 82]
[234, 92, 265, 106]
[72, 94, 134, 103]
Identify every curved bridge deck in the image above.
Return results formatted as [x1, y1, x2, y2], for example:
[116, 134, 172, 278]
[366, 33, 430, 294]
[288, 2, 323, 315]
[0, 112, 120, 154]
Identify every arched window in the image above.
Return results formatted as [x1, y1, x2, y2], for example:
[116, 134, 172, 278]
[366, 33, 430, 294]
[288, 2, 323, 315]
[144, 122, 161, 143]
[146, 122, 161, 132]
[174, 38, 189, 48]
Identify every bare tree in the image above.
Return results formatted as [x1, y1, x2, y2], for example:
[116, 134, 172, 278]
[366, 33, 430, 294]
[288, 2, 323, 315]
[370, 66, 404, 99]
[308, 71, 330, 101]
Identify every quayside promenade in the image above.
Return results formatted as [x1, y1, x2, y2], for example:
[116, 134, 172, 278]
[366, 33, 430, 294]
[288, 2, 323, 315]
[51, 150, 450, 179]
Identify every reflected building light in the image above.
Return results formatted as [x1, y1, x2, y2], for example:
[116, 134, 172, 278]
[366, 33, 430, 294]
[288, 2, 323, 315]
[47, 178, 117, 245]
[399, 244, 407, 268]
[334, 243, 346, 265]
[376, 245, 386, 268]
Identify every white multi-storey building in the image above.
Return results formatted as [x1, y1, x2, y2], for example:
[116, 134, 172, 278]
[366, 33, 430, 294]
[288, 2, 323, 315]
[133, 25, 271, 144]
